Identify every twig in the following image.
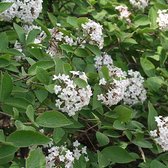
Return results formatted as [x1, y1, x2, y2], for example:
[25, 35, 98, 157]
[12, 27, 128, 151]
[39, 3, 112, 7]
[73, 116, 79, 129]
[138, 147, 146, 162]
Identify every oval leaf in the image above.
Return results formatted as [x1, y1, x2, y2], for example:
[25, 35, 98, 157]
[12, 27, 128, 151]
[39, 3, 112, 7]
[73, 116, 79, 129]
[36, 111, 72, 128]
[7, 130, 50, 147]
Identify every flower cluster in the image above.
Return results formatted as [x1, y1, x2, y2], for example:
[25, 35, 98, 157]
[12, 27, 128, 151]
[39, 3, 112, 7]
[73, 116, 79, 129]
[150, 116, 168, 151]
[129, 0, 149, 10]
[46, 28, 75, 57]
[95, 53, 129, 106]
[94, 52, 113, 70]
[115, 5, 131, 23]
[98, 77, 128, 106]
[123, 70, 147, 105]
[81, 19, 104, 49]
[44, 20, 104, 57]
[53, 71, 92, 116]
[0, 0, 43, 23]
[45, 140, 89, 168]
[156, 10, 168, 30]
[95, 53, 147, 106]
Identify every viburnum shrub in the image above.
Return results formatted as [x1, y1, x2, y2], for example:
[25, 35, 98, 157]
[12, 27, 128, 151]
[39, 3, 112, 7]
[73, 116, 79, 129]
[1, 0, 168, 167]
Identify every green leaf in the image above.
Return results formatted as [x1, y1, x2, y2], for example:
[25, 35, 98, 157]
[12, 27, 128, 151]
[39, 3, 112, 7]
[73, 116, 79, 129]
[148, 101, 158, 130]
[0, 32, 8, 52]
[0, 58, 9, 68]
[146, 76, 164, 92]
[35, 19, 50, 37]
[74, 48, 89, 58]
[86, 44, 101, 56]
[60, 44, 74, 53]
[7, 130, 50, 147]
[100, 66, 110, 80]
[140, 57, 155, 77]
[36, 111, 72, 128]
[13, 23, 25, 44]
[0, 130, 5, 142]
[160, 33, 168, 51]
[0, 73, 13, 102]
[113, 105, 133, 122]
[92, 84, 103, 111]
[26, 105, 38, 127]
[26, 29, 41, 45]
[0, 143, 18, 165]
[53, 128, 65, 144]
[96, 131, 110, 146]
[148, 7, 158, 29]
[26, 148, 46, 168]
[101, 146, 135, 164]
[150, 160, 167, 168]
[15, 120, 36, 131]
[134, 15, 150, 27]
[132, 139, 153, 148]
[54, 58, 64, 75]
[113, 120, 126, 130]
[26, 105, 35, 122]
[74, 78, 87, 88]
[98, 150, 108, 168]
[28, 60, 54, 75]
[36, 67, 50, 85]
[67, 16, 78, 27]
[34, 90, 48, 103]
[5, 97, 30, 110]
[0, 2, 13, 13]
[47, 12, 57, 26]
[63, 63, 72, 75]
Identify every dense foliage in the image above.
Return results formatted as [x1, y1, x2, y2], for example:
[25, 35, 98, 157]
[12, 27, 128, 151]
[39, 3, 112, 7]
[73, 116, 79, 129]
[1, 0, 168, 167]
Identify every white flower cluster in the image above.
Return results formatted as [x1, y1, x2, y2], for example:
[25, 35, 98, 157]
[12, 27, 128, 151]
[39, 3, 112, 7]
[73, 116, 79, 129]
[81, 19, 104, 49]
[156, 10, 168, 30]
[0, 0, 43, 23]
[95, 53, 147, 106]
[129, 0, 149, 10]
[123, 70, 147, 105]
[94, 52, 113, 70]
[95, 53, 128, 106]
[150, 116, 168, 151]
[53, 71, 92, 116]
[46, 140, 89, 168]
[115, 5, 131, 23]
[47, 28, 75, 57]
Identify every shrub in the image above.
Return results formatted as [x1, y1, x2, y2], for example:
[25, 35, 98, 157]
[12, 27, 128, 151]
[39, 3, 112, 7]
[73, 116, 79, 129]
[0, 0, 168, 167]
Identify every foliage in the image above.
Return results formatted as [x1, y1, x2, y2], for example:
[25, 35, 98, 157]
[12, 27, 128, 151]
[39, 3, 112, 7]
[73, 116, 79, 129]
[0, 0, 168, 167]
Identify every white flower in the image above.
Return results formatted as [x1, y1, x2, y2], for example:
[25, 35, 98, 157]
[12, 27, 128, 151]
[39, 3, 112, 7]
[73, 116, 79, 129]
[115, 5, 131, 23]
[59, 155, 65, 162]
[73, 148, 81, 160]
[129, 0, 149, 10]
[54, 85, 62, 94]
[53, 71, 92, 116]
[150, 116, 168, 151]
[123, 70, 147, 105]
[45, 140, 89, 168]
[81, 146, 87, 154]
[73, 140, 80, 147]
[99, 78, 107, 85]
[95, 53, 146, 106]
[46, 28, 75, 57]
[82, 19, 104, 49]
[0, 0, 43, 23]
[157, 9, 168, 30]
[94, 52, 113, 70]
[64, 36, 74, 46]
